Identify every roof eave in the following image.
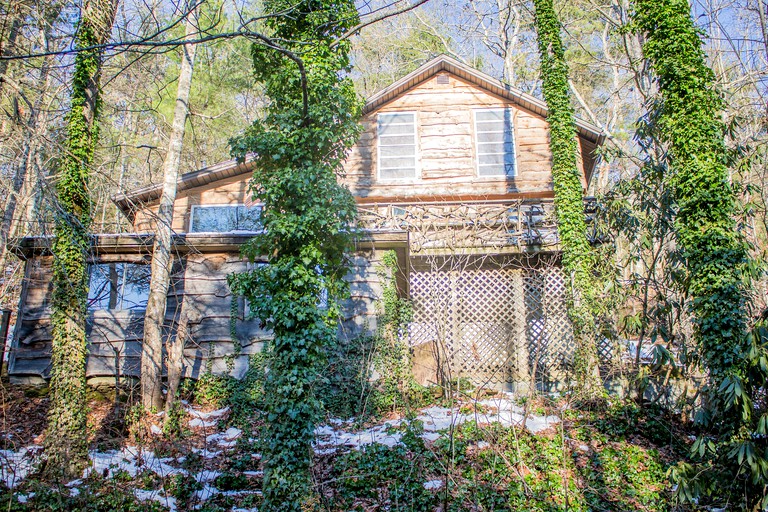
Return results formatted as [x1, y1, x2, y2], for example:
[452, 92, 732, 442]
[111, 157, 256, 221]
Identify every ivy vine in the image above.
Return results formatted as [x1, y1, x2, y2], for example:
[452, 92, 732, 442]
[533, 0, 602, 396]
[46, 6, 113, 477]
[227, 0, 362, 508]
[633, 0, 761, 507]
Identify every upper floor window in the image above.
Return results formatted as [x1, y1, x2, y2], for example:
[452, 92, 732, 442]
[378, 112, 417, 180]
[475, 109, 516, 177]
[190, 204, 262, 233]
[87, 263, 150, 311]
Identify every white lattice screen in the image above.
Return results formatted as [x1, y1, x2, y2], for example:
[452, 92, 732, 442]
[408, 257, 575, 388]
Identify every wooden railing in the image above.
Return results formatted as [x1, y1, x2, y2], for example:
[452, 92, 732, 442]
[356, 199, 560, 252]
[357, 198, 599, 252]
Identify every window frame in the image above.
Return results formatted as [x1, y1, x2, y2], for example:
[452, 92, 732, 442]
[473, 108, 518, 178]
[188, 203, 263, 233]
[377, 111, 419, 181]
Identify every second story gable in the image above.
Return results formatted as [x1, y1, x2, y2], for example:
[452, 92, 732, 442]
[113, 55, 604, 234]
[344, 56, 603, 202]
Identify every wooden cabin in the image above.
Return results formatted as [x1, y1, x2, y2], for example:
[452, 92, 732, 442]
[8, 55, 605, 390]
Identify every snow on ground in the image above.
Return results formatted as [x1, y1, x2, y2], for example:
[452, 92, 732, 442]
[0, 446, 41, 488]
[0, 393, 558, 510]
[187, 406, 230, 428]
[134, 489, 178, 512]
[87, 446, 187, 479]
[314, 393, 560, 452]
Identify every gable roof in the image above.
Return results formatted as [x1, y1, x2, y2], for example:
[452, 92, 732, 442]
[113, 54, 605, 220]
[364, 55, 604, 145]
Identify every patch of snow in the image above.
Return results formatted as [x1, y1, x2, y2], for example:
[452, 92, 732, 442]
[150, 425, 163, 435]
[134, 489, 178, 512]
[313, 396, 561, 452]
[189, 418, 218, 428]
[88, 446, 186, 480]
[223, 427, 242, 440]
[192, 447, 221, 459]
[87, 446, 141, 478]
[194, 483, 220, 502]
[0, 446, 41, 488]
[16, 493, 33, 504]
[477, 441, 490, 449]
[186, 406, 230, 419]
[329, 417, 354, 426]
[231, 508, 259, 512]
[221, 490, 262, 497]
[195, 469, 221, 483]
[243, 470, 263, 477]
[424, 479, 443, 490]
[69, 487, 80, 497]
[206, 427, 242, 447]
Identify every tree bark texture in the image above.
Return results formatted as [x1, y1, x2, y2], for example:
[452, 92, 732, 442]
[141, 1, 199, 410]
[45, 0, 118, 478]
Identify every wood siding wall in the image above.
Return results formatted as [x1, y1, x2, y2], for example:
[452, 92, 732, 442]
[9, 248, 389, 382]
[132, 72, 586, 233]
[344, 73, 585, 201]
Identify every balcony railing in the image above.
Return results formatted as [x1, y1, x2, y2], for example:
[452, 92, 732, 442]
[357, 198, 599, 253]
[356, 200, 558, 252]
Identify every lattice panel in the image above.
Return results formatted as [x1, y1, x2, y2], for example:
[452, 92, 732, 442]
[409, 260, 574, 387]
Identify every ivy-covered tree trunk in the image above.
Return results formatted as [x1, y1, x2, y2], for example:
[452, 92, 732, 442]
[227, 0, 361, 509]
[45, 0, 118, 478]
[532, 0, 602, 397]
[141, 0, 199, 412]
[634, 0, 755, 505]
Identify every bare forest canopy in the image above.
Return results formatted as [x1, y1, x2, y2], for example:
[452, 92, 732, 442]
[0, 0, 765, 265]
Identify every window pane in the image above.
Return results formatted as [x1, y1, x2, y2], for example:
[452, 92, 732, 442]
[377, 122, 414, 135]
[87, 263, 120, 310]
[475, 109, 516, 177]
[237, 205, 262, 231]
[119, 264, 151, 310]
[378, 113, 416, 179]
[191, 206, 238, 232]
[379, 112, 415, 126]
[379, 156, 416, 170]
[380, 166, 417, 179]
[379, 135, 417, 146]
[379, 145, 416, 158]
[192, 205, 263, 233]
[476, 131, 505, 143]
[88, 263, 150, 311]
[476, 110, 506, 122]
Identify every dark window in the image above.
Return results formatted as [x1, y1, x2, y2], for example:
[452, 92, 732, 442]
[87, 263, 150, 311]
[190, 205, 262, 233]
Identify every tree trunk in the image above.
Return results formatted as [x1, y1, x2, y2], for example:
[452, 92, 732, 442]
[532, 0, 602, 398]
[45, 0, 118, 479]
[141, 1, 199, 411]
[164, 299, 188, 423]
